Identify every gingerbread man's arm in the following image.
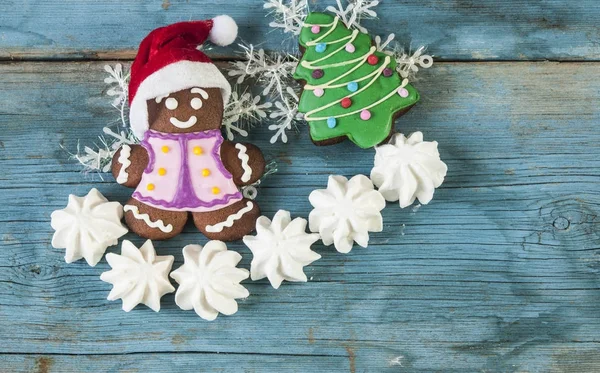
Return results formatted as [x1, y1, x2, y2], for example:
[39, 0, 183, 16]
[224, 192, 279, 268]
[111, 144, 149, 188]
[221, 140, 265, 186]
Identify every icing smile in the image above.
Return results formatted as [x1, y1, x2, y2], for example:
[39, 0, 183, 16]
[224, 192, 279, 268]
[170, 116, 197, 129]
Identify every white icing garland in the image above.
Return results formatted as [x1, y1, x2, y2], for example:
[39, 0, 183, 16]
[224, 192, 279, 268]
[116, 144, 131, 184]
[308, 79, 408, 121]
[235, 143, 252, 182]
[205, 201, 254, 233]
[123, 205, 173, 233]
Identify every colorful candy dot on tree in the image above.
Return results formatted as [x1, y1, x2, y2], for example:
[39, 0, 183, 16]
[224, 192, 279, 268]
[367, 55, 379, 65]
[327, 117, 337, 128]
[383, 68, 393, 77]
[315, 43, 327, 53]
[341, 97, 352, 108]
[312, 69, 324, 79]
[345, 43, 355, 53]
[311, 25, 321, 34]
[314, 88, 325, 97]
[360, 110, 371, 120]
[347, 82, 358, 92]
[398, 87, 409, 98]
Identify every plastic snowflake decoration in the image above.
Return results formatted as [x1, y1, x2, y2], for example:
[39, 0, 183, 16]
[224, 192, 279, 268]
[68, 64, 137, 173]
[243, 210, 321, 289]
[268, 86, 304, 143]
[228, 44, 298, 97]
[371, 132, 447, 208]
[326, 0, 379, 33]
[50, 188, 128, 266]
[222, 90, 272, 140]
[100, 240, 175, 312]
[263, 0, 309, 35]
[309, 175, 385, 253]
[375, 36, 434, 79]
[170, 241, 250, 321]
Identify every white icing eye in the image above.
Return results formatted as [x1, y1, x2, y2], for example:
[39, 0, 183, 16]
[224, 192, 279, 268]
[191, 97, 203, 110]
[165, 97, 178, 110]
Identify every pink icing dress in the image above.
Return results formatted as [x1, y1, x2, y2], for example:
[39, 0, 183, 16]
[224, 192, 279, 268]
[132, 129, 242, 212]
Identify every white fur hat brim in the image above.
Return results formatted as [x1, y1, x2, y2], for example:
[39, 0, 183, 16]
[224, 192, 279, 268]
[129, 60, 231, 139]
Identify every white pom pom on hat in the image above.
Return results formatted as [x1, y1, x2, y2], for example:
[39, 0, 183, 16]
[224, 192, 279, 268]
[209, 15, 238, 46]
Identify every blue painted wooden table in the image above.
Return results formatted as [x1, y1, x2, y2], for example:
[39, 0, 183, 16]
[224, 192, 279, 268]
[1, 1, 599, 372]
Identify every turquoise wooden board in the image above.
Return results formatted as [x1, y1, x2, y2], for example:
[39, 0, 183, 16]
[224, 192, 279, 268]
[1, 0, 600, 60]
[0, 59, 599, 372]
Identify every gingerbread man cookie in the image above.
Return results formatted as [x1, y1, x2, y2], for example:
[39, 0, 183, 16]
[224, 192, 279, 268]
[112, 16, 265, 241]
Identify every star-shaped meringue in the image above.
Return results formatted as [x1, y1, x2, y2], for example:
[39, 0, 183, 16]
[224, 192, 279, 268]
[50, 188, 128, 266]
[100, 240, 175, 312]
[371, 132, 447, 208]
[243, 210, 321, 289]
[309, 175, 386, 253]
[170, 241, 249, 321]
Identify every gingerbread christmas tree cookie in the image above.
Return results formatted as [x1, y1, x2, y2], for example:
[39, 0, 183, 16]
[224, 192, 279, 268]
[294, 12, 419, 148]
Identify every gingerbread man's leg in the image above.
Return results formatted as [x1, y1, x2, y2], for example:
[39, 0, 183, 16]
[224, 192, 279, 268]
[123, 198, 188, 240]
[192, 198, 260, 241]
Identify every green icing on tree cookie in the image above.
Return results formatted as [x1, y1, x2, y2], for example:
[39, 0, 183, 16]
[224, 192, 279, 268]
[294, 12, 420, 149]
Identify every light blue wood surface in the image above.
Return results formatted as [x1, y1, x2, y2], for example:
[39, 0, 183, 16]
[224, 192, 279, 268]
[1, 0, 600, 60]
[1, 1, 600, 372]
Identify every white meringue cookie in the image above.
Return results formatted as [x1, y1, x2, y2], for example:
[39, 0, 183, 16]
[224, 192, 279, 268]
[243, 210, 321, 289]
[50, 188, 128, 266]
[371, 132, 447, 208]
[170, 241, 249, 321]
[309, 175, 385, 253]
[100, 240, 175, 312]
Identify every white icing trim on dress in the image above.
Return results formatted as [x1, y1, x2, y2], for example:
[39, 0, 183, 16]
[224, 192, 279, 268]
[235, 143, 252, 183]
[205, 201, 254, 233]
[116, 144, 132, 184]
[124, 205, 173, 233]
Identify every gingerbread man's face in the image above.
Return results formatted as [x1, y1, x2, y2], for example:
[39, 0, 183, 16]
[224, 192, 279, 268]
[147, 87, 224, 133]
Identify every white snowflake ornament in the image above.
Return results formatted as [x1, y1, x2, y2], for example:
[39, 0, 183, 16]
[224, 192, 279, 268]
[243, 210, 321, 289]
[50, 188, 128, 266]
[170, 241, 250, 321]
[100, 240, 175, 312]
[371, 132, 447, 208]
[309, 175, 385, 253]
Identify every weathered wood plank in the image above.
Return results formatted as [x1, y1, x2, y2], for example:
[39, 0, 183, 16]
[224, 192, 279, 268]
[0, 61, 599, 372]
[1, 1, 600, 61]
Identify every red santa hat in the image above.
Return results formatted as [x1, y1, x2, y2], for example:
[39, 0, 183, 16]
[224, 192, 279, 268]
[128, 15, 238, 138]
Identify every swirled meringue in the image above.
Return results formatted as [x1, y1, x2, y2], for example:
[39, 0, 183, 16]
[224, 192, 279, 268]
[100, 240, 175, 312]
[50, 188, 128, 266]
[170, 241, 249, 321]
[243, 210, 321, 289]
[309, 175, 385, 253]
[371, 132, 447, 208]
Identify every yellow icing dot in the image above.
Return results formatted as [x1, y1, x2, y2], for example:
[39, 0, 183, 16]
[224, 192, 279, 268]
[193, 146, 203, 155]
[158, 167, 166, 176]
[147, 183, 155, 191]
[202, 168, 211, 177]
[211, 187, 220, 195]
[161, 146, 170, 153]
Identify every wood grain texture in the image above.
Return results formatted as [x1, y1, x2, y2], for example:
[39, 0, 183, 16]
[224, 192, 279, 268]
[2, 0, 600, 61]
[0, 60, 599, 372]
